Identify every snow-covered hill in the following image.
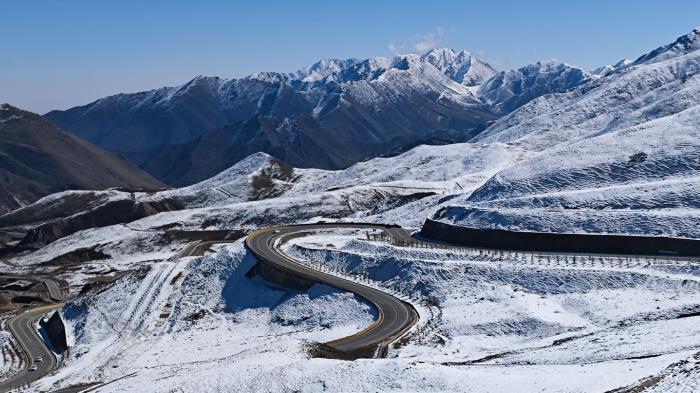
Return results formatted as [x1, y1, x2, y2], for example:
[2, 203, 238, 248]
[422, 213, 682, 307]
[32, 229, 700, 392]
[432, 27, 700, 236]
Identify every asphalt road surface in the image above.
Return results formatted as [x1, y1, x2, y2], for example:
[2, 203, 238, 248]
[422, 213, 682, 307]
[43, 279, 63, 301]
[246, 223, 418, 356]
[0, 304, 60, 393]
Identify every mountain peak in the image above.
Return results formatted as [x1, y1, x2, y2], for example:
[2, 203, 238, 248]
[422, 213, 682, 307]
[683, 27, 700, 44]
[294, 58, 359, 83]
[0, 103, 19, 112]
[0, 103, 32, 121]
[247, 71, 288, 83]
[632, 27, 700, 65]
[421, 47, 459, 60]
[421, 48, 470, 67]
[421, 48, 496, 86]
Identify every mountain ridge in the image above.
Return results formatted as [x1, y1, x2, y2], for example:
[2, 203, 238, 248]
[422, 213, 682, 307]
[44, 43, 651, 186]
[0, 104, 166, 214]
[45, 49, 504, 185]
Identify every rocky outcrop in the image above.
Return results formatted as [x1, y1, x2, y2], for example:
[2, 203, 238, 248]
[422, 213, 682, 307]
[40, 311, 68, 353]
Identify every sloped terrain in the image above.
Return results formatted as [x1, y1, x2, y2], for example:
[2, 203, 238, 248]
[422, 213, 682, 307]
[45, 47, 586, 186]
[477, 60, 591, 115]
[46, 52, 497, 185]
[0, 104, 165, 214]
[433, 28, 700, 237]
[30, 228, 700, 392]
[2, 27, 700, 393]
[0, 138, 523, 259]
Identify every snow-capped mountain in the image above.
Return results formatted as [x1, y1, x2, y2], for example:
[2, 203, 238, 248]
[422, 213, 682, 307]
[33, 27, 700, 237]
[43, 28, 700, 195]
[46, 50, 500, 185]
[44, 45, 589, 187]
[477, 60, 591, 115]
[420, 48, 497, 86]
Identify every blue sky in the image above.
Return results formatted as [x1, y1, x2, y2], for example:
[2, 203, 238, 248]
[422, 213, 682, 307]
[2, 0, 699, 113]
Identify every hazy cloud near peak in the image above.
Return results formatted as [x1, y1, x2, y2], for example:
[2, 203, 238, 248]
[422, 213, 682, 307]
[388, 27, 453, 55]
[413, 27, 448, 53]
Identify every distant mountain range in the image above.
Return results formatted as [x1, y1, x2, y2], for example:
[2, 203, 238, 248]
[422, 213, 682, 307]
[0, 104, 164, 213]
[45, 49, 589, 186]
[2, 27, 699, 242]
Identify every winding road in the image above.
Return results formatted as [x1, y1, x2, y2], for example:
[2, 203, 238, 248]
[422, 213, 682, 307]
[246, 223, 419, 356]
[0, 223, 418, 391]
[0, 304, 61, 392]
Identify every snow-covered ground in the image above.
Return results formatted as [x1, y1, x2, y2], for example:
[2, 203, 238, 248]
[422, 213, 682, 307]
[0, 321, 23, 381]
[30, 231, 700, 392]
[36, 241, 379, 392]
[2, 27, 699, 393]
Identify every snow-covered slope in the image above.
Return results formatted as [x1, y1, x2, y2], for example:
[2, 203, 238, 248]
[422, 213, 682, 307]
[592, 59, 632, 78]
[45, 43, 617, 188]
[631, 27, 700, 66]
[9, 24, 700, 253]
[477, 60, 591, 115]
[293, 58, 360, 83]
[33, 230, 700, 392]
[4, 139, 525, 270]
[432, 28, 700, 236]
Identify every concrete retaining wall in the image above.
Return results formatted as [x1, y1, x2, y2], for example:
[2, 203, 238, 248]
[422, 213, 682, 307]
[254, 259, 317, 290]
[39, 311, 68, 353]
[420, 218, 700, 256]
